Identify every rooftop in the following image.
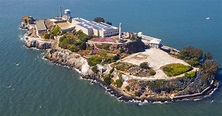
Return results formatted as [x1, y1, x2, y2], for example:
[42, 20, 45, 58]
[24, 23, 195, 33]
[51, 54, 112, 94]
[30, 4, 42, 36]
[35, 20, 47, 31]
[73, 18, 118, 31]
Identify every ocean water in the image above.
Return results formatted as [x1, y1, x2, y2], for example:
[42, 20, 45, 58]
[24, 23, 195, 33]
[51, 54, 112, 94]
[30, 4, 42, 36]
[0, 0, 222, 115]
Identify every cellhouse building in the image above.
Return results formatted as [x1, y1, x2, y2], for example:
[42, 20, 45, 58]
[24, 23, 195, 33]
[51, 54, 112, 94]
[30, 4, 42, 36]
[50, 9, 120, 38]
[72, 17, 119, 37]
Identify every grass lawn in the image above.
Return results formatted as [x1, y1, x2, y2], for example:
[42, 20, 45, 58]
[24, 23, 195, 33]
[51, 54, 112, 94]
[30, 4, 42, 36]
[162, 63, 193, 77]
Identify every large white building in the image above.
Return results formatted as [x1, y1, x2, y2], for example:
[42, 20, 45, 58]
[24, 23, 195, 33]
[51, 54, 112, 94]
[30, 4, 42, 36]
[72, 18, 119, 37]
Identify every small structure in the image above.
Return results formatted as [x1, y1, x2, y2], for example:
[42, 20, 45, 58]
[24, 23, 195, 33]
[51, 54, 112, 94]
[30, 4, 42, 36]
[137, 32, 162, 48]
[64, 9, 72, 22]
[35, 20, 47, 36]
[119, 23, 122, 39]
[22, 16, 35, 24]
[149, 39, 161, 48]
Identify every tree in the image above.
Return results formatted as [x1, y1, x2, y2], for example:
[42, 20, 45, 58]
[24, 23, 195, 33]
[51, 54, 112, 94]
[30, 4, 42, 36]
[106, 21, 112, 25]
[92, 66, 99, 73]
[52, 26, 61, 35]
[44, 33, 50, 39]
[104, 74, 111, 85]
[115, 79, 123, 88]
[204, 52, 213, 60]
[178, 46, 203, 60]
[93, 17, 105, 23]
[139, 62, 150, 69]
[202, 60, 219, 75]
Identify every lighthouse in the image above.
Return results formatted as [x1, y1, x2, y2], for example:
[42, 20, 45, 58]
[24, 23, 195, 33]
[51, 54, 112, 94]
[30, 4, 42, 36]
[119, 23, 122, 39]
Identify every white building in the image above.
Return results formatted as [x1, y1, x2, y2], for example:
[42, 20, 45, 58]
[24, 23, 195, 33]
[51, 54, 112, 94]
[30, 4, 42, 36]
[137, 32, 162, 48]
[72, 18, 119, 37]
[149, 39, 161, 48]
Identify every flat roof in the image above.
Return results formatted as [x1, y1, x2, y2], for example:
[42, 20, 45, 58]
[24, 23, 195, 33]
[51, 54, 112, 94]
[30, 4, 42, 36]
[35, 20, 47, 31]
[150, 39, 161, 44]
[57, 22, 75, 30]
[73, 18, 118, 31]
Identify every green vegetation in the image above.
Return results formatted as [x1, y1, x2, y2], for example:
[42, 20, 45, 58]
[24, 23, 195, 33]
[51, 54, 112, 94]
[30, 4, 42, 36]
[92, 66, 99, 73]
[139, 62, 150, 69]
[59, 30, 90, 52]
[101, 44, 110, 50]
[178, 46, 219, 83]
[184, 71, 196, 80]
[43, 33, 51, 39]
[125, 86, 130, 91]
[93, 17, 112, 26]
[94, 17, 105, 23]
[106, 21, 112, 25]
[134, 91, 141, 97]
[202, 59, 218, 75]
[178, 46, 203, 67]
[87, 56, 102, 66]
[112, 62, 156, 77]
[104, 74, 112, 85]
[115, 79, 123, 88]
[162, 63, 193, 77]
[52, 26, 61, 35]
[99, 51, 120, 64]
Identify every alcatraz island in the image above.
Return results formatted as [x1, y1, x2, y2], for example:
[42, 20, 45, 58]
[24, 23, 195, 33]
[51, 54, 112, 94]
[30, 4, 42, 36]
[20, 8, 219, 103]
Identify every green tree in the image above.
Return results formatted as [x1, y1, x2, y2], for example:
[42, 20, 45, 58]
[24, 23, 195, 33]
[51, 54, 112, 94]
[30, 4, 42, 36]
[92, 66, 99, 73]
[115, 79, 123, 88]
[52, 26, 61, 35]
[139, 62, 150, 69]
[104, 74, 111, 85]
[94, 17, 105, 23]
[106, 21, 112, 25]
[178, 46, 203, 60]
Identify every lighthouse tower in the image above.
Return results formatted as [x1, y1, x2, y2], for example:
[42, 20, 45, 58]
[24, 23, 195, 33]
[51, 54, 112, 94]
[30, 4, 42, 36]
[119, 23, 122, 39]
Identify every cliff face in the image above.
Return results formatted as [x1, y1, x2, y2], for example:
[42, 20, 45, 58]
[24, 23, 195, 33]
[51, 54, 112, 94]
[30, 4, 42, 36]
[45, 49, 91, 75]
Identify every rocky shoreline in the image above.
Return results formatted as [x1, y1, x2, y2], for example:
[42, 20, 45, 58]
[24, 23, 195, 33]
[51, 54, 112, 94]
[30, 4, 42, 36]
[42, 48, 219, 104]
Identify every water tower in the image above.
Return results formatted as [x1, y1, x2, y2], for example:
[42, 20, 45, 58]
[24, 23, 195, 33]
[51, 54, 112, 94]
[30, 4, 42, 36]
[64, 9, 71, 21]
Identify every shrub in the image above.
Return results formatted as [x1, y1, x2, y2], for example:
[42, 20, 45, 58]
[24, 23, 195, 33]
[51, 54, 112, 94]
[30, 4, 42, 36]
[106, 21, 112, 25]
[139, 62, 150, 69]
[134, 91, 141, 97]
[178, 46, 203, 60]
[109, 68, 114, 74]
[87, 56, 102, 66]
[149, 70, 156, 76]
[185, 71, 196, 79]
[125, 86, 130, 91]
[92, 66, 99, 73]
[102, 44, 110, 50]
[115, 79, 123, 88]
[104, 74, 111, 85]
[44, 33, 50, 39]
[162, 63, 193, 77]
[94, 17, 105, 23]
[52, 26, 61, 35]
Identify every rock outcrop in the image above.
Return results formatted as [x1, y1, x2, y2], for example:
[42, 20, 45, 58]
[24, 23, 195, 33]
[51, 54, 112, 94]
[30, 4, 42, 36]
[25, 38, 51, 49]
[110, 39, 145, 54]
[45, 49, 91, 75]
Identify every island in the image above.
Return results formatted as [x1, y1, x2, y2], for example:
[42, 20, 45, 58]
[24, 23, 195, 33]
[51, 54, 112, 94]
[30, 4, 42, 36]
[20, 9, 219, 103]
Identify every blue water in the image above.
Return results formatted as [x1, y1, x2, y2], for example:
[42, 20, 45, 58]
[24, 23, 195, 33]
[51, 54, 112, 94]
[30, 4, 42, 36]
[0, 0, 222, 115]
